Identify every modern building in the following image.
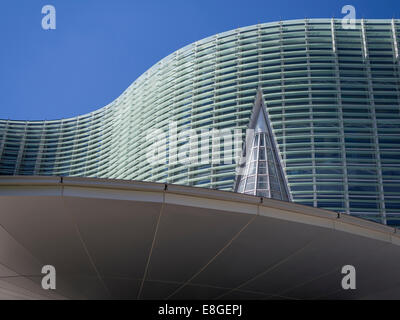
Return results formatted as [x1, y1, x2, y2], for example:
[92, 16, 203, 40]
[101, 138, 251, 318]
[1, 18, 400, 300]
[0, 18, 399, 225]
[0, 176, 400, 300]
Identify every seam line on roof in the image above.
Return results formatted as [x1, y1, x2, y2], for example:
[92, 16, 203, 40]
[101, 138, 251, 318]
[0, 223, 61, 300]
[215, 239, 315, 300]
[137, 186, 166, 299]
[0, 283, 50, 300]
[312, 241, 392, 300]
[61, 196, 106, 299]
[280, 244, 393, 300]
[0, 268, 64, 300]
[166, 204, 260, 300]
[267, 229, 349, 299]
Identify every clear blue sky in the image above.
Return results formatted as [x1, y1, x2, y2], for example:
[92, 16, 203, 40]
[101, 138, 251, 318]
[0, 0, 399, 120]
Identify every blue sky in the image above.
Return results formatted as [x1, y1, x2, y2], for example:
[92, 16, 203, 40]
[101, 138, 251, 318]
[0, 0, 399, 120]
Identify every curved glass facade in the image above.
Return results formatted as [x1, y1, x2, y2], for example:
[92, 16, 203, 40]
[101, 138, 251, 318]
[1, 19, 400, 225]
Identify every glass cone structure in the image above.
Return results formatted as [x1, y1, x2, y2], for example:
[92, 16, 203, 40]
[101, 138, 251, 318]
[235, 89, 291, 201]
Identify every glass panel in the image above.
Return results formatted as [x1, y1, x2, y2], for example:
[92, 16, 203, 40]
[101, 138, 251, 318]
[259, 134, 265, 146]
[268, 163, 276, 175]
[238, 180, 245, 193]
[271, 191, 282, 199]
[259, 147, 266, 160]
[269, 175, 279, 184]
[266, 149, 274, 160]
[245, 176, 255, 190]
[257, 190, 268, 197]
[252, 148, 258, 161]
[253, 134, 259, 147]
[270, 182, 281, 191]
[258, 161, 267, 174]
[249, 161, 257, 175]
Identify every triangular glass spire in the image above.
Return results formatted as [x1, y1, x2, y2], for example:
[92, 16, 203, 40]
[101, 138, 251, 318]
[234, 89, 291, 201]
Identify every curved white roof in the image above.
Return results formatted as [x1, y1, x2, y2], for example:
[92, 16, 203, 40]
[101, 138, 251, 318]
[0, 176, 399, 299]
